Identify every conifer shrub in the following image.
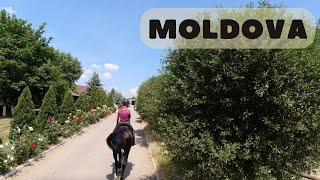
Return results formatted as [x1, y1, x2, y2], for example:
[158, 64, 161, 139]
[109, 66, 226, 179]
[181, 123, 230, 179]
[35, 85, 57, 131]
[58, 89, 74, 124]
[9, 86, 35, 140]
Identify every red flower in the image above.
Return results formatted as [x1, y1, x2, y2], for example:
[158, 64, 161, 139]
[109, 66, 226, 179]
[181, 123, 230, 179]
[31, 143, 38, 151]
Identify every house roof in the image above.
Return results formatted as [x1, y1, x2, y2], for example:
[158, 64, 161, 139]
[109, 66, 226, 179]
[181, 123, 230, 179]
[75, 85, 88, 94]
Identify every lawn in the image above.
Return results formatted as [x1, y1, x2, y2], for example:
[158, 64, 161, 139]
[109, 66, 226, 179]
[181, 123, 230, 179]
[0, 118, 12, 143]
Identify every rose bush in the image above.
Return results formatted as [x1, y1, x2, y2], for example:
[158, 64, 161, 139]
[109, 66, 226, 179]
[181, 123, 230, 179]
[13, 128, 48, 164]
[0, 139, 14, 174]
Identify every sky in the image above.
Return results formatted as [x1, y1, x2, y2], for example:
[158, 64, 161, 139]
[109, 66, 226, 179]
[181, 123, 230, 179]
[0, 0, 319, 97]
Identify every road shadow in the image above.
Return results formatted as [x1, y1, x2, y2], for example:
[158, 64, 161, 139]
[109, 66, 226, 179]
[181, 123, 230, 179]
[106, 162, 134, 180]
[135, 119, 142, 123]
[134, 129, 148, 147]
[135, 116, 143, 123]
[140, 174, 157, 180]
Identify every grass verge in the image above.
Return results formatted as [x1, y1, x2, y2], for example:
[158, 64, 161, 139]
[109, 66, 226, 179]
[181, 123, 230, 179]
[0, 118, 11, 142]
[0, 118, 12, 153]
[144, 124, 182, 180]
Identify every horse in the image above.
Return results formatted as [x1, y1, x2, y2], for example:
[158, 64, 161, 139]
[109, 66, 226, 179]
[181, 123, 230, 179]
[107, 124, 135, 180]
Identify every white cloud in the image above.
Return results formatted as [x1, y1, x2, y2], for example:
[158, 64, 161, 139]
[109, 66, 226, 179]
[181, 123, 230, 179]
[3, 6, 15, 15]
[91, 64, 101, 69]
[129, 87, 138, 97]
[104, 63, 119, 72]
[79, 68, 93, 81]
[102, 72, 112, 80]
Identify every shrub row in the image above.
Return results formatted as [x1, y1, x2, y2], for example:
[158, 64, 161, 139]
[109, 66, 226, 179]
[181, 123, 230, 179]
[137, 27, 320, 179]
[0, 85, 115, 175]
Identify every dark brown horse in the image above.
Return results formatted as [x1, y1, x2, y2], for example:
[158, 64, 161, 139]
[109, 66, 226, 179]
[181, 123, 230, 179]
[107, 124, 134, 180]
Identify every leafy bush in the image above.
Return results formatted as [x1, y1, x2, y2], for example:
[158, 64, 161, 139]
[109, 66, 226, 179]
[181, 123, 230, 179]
[43, 123, 61, 145]
[0, 139, 13, 175]
[137, 30, 320, 179]
[9, 86, 35, 140]
[99, 105, 115, 118]
[60, 124, 80, 138]
[13, 128, 48, 164]
[13, 141, 31, 165]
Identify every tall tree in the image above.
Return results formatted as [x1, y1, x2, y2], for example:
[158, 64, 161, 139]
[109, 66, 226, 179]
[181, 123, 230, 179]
[88, 86, 113, 109]
[0, 10, 82, 108]
[109, 88, 124, 106]
[87, 72, 102, 95]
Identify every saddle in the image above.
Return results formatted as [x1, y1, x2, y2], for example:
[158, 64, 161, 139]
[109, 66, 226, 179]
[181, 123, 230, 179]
[117, 123, 132, 130]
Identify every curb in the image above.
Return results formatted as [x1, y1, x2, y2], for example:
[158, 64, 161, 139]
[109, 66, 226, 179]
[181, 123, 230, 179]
[0, 114, 113, 179]
[141, 120, 160, 180]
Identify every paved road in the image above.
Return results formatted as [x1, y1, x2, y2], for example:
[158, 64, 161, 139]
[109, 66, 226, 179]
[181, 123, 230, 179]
[8, 107, 156, 180]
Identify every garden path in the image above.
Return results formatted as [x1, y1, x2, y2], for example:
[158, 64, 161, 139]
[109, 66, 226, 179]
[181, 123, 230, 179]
[8, 107, 156, 180]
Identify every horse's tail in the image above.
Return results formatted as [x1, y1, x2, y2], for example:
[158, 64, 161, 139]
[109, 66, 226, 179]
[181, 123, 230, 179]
[106, 132, 122, 151]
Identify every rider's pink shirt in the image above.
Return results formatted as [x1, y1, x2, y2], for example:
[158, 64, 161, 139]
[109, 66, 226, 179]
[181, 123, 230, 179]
[117, 107, 131, 122]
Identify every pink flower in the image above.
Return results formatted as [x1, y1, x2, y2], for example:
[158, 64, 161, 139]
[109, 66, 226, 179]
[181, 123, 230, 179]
[31, 143, 38, 151]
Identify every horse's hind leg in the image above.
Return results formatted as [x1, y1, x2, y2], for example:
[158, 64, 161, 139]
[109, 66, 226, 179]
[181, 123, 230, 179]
[113, 150, 120, 176]
[121, 146, 131, 180]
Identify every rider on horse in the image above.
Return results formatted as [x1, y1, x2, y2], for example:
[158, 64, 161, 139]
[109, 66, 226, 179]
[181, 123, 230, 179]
[116, 99, 135, 145]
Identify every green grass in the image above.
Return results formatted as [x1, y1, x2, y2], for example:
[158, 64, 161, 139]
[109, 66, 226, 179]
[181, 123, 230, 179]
[0, 118, 14, 154]
[0, 118, 12, 144]
[144, 125, 182, 179]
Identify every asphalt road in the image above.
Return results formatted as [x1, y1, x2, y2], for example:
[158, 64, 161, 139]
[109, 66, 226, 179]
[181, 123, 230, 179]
[8, 107, 156, 180]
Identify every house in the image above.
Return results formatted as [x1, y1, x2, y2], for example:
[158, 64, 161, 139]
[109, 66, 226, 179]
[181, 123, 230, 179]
[71, 85, 89, 101]
[75, 85, 88, 95]
[128, 97, 136, 106]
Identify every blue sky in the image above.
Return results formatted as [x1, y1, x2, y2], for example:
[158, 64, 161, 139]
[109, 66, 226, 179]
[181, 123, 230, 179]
[0, 0, 319, 97]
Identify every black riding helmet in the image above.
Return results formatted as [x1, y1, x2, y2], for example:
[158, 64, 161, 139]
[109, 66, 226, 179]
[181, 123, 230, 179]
[122, 99, 130, 107]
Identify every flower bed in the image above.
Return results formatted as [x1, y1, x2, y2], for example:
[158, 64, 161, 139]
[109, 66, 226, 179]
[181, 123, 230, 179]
[0, 104, 115, 175]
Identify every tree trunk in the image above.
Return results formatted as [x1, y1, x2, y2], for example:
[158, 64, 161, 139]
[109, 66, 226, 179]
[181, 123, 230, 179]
[2, 105, 6, 117]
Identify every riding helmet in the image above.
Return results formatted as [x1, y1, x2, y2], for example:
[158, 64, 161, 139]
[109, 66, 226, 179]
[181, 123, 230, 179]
[122, 99, 130, 106]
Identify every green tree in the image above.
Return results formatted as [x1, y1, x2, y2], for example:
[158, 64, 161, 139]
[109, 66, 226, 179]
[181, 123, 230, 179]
[110, 88, 124, 106]
[74, 93, 90, 112]
[35, 85, 57, 130]
[136, 75, 167, 123]
[0, 10, 82, 109]
[87, 72, 102, 95]
[58, 89, 74, 124]
[53, 80, 69, 106]
[88, 86, 113, 109]
[9, 86, 35, 139]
